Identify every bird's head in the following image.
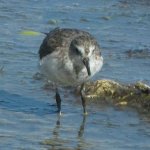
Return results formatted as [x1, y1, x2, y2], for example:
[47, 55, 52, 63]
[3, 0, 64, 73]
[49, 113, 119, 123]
[70, 35, 102, 76]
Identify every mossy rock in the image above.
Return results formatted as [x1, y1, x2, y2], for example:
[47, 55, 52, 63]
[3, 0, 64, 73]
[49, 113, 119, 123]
[83, 79, 150, 112]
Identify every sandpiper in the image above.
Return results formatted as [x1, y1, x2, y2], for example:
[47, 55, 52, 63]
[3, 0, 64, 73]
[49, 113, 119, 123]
[39, 28, 103, 114]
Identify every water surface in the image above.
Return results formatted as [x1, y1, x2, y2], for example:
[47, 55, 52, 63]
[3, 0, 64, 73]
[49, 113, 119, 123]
[0, 0, 150, 149]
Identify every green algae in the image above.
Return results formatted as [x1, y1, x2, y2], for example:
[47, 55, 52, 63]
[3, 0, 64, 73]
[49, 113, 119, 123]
[20, 30, 42, 36]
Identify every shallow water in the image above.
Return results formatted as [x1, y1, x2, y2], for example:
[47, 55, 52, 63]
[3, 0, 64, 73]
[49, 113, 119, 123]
[0, 0, 150, 149]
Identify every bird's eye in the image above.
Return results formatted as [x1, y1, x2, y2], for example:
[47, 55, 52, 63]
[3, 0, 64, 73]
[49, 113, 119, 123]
[75, 48, 81, 55]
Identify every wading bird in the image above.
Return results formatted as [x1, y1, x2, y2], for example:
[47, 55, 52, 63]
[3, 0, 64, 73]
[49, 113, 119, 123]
[39, 28, 103, 115]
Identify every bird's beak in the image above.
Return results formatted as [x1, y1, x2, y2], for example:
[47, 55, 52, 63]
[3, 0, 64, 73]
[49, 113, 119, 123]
[82, 57, 91, 76]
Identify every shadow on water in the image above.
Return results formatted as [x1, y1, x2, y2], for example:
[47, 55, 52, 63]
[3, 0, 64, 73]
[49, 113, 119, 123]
[0, 90, 56, 116]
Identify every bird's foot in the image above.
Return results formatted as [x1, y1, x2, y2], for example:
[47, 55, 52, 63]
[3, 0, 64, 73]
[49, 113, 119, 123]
[83, 111, 88, 115]
[56, 110, 62, 116]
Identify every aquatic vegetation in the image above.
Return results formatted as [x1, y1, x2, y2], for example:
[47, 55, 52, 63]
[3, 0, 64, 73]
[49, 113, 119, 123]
[125, 48, 150, 58]
[20, 30, 42, 36]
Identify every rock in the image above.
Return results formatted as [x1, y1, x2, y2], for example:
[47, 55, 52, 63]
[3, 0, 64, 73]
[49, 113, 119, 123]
[83, 79, 150, 112]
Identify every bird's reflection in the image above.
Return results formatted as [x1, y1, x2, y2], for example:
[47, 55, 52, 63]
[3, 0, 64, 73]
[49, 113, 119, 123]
[78, 115, 87, 138]
[52, 115, 61, 138]
[40, 114, 87, 149]
[76, 115, 87, 150]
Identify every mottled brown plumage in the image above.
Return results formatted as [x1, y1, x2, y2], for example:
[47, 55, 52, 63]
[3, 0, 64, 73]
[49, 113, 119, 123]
[39, 28, 99, 59]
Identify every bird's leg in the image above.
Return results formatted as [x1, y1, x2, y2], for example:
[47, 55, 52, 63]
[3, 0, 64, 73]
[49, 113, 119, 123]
[55, 87, 62, 115]
[80, 82, 88, 115]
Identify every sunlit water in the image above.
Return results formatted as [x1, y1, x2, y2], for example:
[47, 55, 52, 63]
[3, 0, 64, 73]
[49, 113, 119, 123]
[0, 0, 150, 149]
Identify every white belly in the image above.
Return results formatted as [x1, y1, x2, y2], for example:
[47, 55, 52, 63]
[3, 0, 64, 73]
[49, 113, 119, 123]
[39, 53, 103, 86]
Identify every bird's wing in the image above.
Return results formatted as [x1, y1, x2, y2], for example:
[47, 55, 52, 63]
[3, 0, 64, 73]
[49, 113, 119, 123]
[39, 28, 92, 59]
[39, 28, 61, 59]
